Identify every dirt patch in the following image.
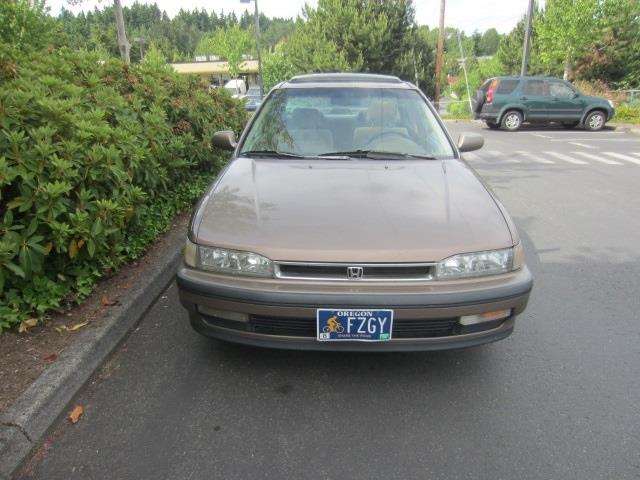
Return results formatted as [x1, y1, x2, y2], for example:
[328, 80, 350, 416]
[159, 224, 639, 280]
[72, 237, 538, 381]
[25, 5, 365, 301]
[0, 211, 190, 414]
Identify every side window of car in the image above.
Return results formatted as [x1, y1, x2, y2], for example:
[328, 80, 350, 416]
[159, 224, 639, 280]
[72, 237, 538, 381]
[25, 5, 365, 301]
[523, 80, 547, 96]
[549, 81, 575, 97]
[495, 79, 520, 94]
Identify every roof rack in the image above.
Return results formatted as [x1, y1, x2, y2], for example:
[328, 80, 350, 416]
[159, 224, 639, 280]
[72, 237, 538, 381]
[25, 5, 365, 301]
[287, 73, 403, 84]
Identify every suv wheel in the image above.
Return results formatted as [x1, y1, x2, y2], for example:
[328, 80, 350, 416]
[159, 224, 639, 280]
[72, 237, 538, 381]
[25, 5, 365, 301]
[501, 110, 522, 131]
[584, 110, 606, 131]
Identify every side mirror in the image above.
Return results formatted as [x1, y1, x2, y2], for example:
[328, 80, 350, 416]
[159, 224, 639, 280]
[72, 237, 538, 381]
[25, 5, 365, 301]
[573, 92, 580, 98]
[457, 132, 484, 153]
[213, 130, 237, 151]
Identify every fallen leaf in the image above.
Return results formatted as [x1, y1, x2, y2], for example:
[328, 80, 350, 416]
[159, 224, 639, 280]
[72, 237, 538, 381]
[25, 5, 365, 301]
[68, 320, 89, 331]
[68, 239, 79, 258]
[100, 294, 117, 306]
[69, 405, 83, 424]
[18, 318, 38, 333]
[55, 326, 68, 334]
[44, 353, 59, 362]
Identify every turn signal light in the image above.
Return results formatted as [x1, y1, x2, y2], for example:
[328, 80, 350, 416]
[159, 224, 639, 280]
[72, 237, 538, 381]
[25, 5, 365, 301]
[459, 309, 511, 326]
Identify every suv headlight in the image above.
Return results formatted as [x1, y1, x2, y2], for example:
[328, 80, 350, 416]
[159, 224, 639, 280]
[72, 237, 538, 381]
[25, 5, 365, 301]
[184, 240, 273, 277]
[608, 100, 615, 108]
[435, 244, 522, 280]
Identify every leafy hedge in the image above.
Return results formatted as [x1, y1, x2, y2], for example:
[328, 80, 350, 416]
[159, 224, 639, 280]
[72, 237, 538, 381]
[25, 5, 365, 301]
[0, 46, 247, 330]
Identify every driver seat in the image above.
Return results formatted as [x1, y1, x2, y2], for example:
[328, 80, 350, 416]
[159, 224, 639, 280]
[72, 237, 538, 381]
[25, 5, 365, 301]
[352, 101, 408, 149]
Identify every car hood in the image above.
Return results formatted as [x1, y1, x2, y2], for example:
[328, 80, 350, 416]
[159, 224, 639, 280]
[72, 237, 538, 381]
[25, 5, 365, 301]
[195, 157, 514, 262]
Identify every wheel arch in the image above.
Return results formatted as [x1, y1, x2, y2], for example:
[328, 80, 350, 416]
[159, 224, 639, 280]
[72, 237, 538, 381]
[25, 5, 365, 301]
[580, 107, 610, 125]
[498, 105, 527, 123]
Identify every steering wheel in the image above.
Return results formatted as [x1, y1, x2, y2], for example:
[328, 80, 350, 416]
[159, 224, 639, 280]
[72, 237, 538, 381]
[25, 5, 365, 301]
[364, 130, 416, 148]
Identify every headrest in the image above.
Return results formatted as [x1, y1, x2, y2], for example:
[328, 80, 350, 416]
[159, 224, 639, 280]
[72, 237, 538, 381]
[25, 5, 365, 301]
[366, 101, 399, 125]
[291, 108, 324, 129]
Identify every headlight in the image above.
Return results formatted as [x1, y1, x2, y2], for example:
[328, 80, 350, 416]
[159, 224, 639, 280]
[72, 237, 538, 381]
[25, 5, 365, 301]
[608, 100, 615, 108]
[435, 246, 520, 280]
[196, 245, 273, 277]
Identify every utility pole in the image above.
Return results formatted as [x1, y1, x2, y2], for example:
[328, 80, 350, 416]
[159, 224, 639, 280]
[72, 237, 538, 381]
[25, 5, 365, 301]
[457, 31, 473, 113]
[520, 0, 534, 76]
[113, 0, 130, 64]
[241, 0, 264, 96]
[434, 0, 446, 110]
[254, 0, 264, 96]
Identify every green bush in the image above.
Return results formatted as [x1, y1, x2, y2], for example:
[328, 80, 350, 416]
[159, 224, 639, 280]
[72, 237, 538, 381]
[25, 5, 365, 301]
[446, 99, 472, 119]
[0, 45, 247, 330]
[613, 103, 640, 123]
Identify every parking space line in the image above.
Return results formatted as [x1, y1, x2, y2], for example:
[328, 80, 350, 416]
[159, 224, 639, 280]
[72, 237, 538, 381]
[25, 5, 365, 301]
[569, 142, 598, 149]
[550, 138, 638, 142]
[515, 151, 554, 164]
[532, 134, 553, 139]
[601, 151, 640, 165]
[544, 151, 588, 165]
[483, 150, 520, 163]
[572, 151, 621, 165]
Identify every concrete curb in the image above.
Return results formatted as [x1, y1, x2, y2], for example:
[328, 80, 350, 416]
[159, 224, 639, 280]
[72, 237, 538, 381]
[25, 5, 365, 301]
[0, 232, 184, 480]
[612, 124, 640, 136]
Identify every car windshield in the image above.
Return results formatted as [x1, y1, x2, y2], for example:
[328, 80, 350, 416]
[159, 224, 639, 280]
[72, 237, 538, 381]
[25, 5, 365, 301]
[239, 87, 455, 158]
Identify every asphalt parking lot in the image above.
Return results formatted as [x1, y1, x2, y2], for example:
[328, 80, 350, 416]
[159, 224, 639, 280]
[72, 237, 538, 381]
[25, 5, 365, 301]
[16, 122, 640, 480]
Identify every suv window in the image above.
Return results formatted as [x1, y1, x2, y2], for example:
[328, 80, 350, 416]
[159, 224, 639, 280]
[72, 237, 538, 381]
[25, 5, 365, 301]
[548, 81, 575, 97]
[496, 79, 520, 94]
[523, 79, 548, 96]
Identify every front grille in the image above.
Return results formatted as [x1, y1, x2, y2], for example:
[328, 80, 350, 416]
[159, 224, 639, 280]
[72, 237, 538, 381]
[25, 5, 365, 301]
[275, 262, 435, 281]
[250, 315, 461, 338]
[201, 313, 505, 339]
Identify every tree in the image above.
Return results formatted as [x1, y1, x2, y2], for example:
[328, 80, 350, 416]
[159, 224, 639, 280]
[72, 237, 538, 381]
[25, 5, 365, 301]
[495, 10, 543, 76]
[479, 28, 500, 55]
[113, 0, 130, 63]
[574, 0, 640, 88]
[536, 0, 599, 80]
[277, 0, 435, 95]
[195, 25, 253, 78]
[0, 0, 58, 51]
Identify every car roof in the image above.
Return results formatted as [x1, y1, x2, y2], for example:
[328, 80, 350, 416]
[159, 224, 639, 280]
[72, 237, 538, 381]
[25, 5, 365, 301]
[492, 75, 567, 81]
[278, 73, 413, 89]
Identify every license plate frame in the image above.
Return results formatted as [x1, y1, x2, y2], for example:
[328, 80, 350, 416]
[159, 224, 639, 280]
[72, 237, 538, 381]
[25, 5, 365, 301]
[316, 309, 393, 342]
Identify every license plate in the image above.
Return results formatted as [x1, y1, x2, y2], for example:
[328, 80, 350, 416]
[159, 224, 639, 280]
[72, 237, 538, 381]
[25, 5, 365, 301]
[317, 309, 393, 342]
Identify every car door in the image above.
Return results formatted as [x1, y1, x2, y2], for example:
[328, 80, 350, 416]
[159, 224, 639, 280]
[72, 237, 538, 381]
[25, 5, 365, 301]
[520, 79, 549, 120]
[547, 80, 584, 121]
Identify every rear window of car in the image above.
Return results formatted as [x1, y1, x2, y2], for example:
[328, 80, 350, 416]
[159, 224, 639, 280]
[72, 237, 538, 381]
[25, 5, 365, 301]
[496, 79, 520, 94]
[480, 79, 494, 93]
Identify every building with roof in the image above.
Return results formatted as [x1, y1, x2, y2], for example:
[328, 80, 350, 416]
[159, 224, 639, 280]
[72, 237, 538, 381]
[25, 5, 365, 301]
[170, 59, 259, 87]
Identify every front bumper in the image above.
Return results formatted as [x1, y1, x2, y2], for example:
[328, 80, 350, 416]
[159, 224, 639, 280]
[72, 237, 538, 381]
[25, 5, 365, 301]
[176, 265, 533, 351]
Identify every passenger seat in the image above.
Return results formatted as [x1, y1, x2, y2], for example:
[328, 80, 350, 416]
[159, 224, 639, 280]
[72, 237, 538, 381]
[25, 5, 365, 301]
[280, 108, 334, 155]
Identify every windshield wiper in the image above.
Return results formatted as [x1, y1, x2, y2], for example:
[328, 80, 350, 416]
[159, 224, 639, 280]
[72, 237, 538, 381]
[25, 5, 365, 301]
[241, 150, 307, 158]
[319, 150, 438, 160]
[242, 149, 349, 160]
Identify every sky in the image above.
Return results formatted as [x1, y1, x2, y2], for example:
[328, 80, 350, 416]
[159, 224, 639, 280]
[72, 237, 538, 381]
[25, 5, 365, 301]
[45, 0, 543, 34]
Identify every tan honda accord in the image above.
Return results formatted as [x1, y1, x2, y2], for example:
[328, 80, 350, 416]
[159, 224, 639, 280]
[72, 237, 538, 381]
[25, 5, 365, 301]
[177, 73, 533, 351]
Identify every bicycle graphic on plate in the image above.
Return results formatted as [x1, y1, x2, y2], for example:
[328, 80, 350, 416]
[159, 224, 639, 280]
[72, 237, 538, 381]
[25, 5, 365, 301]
[322, 315, 344, 333]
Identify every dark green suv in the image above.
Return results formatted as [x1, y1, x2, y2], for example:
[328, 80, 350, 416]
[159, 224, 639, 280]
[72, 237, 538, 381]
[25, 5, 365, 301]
[472, 76, 614, 131]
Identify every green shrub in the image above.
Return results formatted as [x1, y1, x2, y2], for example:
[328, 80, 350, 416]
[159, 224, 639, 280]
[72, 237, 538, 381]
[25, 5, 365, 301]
[446, 99, 472, 119]
[613, 103, 640, 123]
[0, 45, 248, 330]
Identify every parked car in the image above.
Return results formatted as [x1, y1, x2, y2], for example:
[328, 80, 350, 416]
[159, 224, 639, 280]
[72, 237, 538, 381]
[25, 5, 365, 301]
[243, 86, 263, 112]
[472, 76, 615, 131]
[177, 73, 533, 351]
[224, 78, 247, 98]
